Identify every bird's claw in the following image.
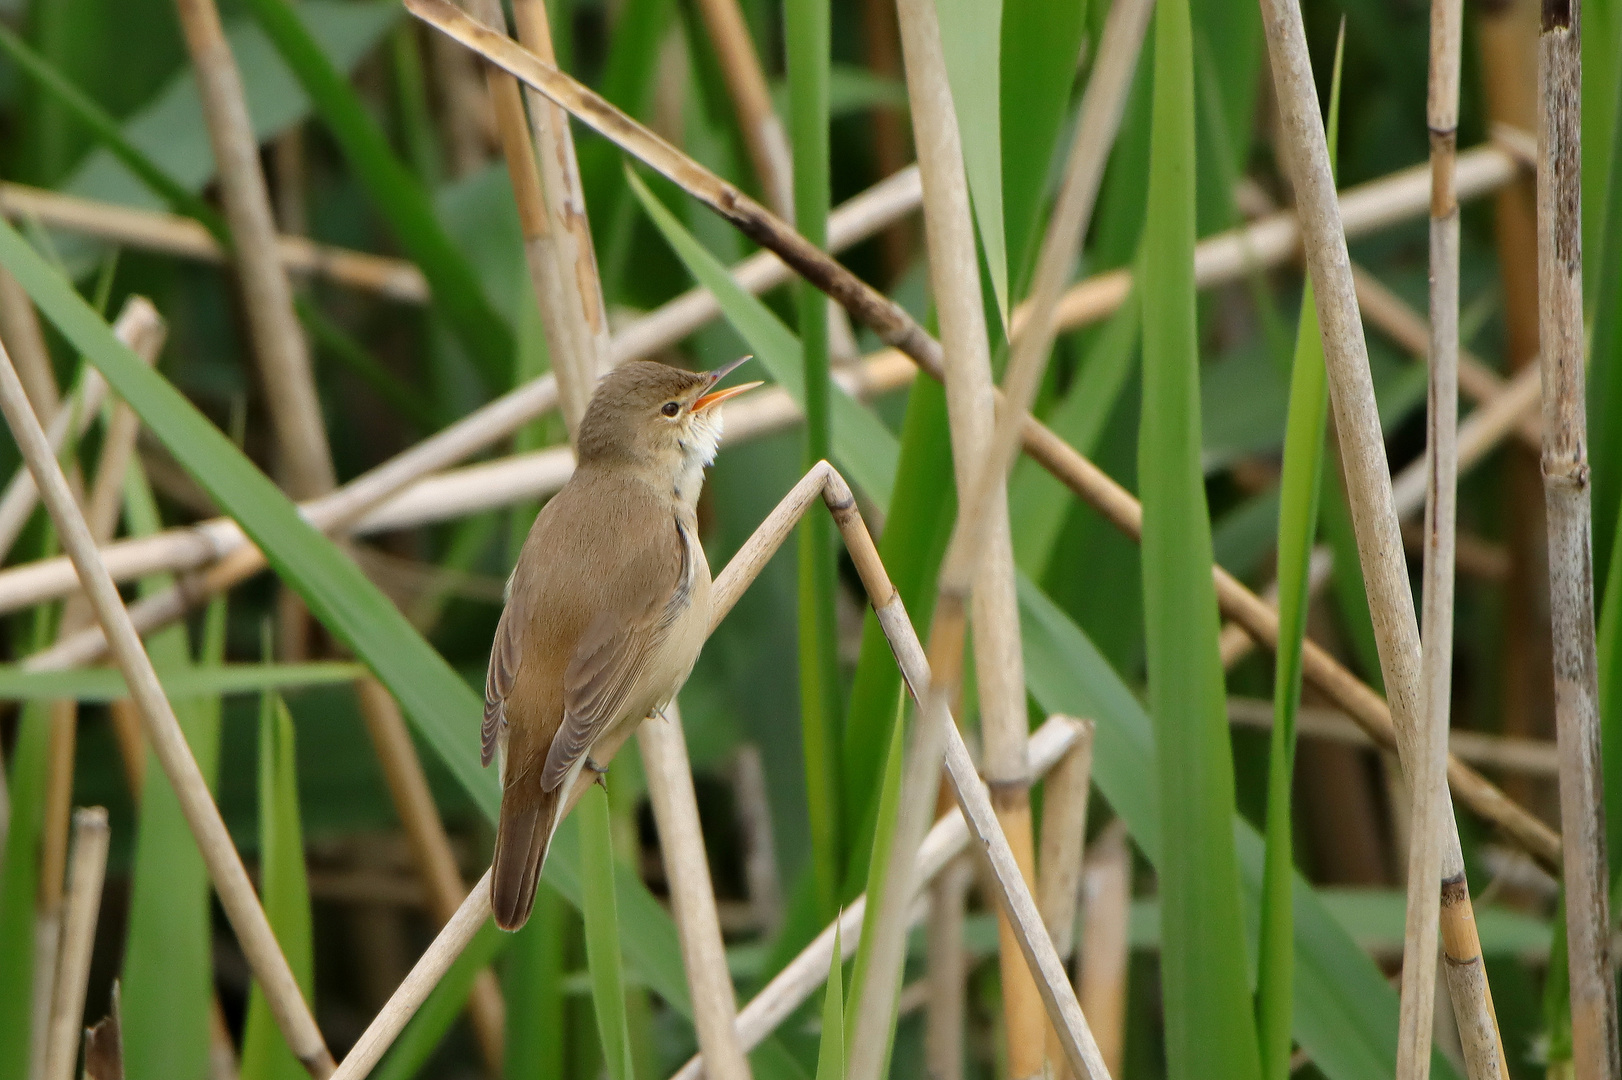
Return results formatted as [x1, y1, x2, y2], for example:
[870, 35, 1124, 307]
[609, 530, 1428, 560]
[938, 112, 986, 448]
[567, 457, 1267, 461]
[585, 756, 608, 789]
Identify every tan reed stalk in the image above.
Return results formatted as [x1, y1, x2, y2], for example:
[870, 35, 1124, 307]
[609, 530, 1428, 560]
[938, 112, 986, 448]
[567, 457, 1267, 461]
[1537, 2, 1622, 1072]
[1078, 821, 1131, 1080]
[872, 0, 1045, 1065]
[859, 0, 911, 280]
[1226, 697, 1563, 777]
[730, 745, 783, 932]
[1349, 266, 1542, 448]
[638, 704, 752, 1080]
[924, 853, 974, 1080]
[355, 680, 507, 1072]
[511, 0, 613, 414]
[1477, 0, 1552, 821]
[42, 808, 110, 1080]
[1254, 1, 1511, 1072]
[0, 183, 430, 302]
[0, 364, 109, 564]
[0, 267, 57, 415]
[1398, 1, 1464, 1072]
[172, 0, 334, 500]
[1039, 720, 1096, 1080]
[272, 128, 309, 237]
[0, 337, 336, 1078]
[690, 0, 794, 217]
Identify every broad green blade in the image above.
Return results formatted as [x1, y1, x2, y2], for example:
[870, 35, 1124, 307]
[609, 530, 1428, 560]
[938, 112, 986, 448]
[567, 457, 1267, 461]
[1137, 0, 1262, 1073]
[625, 169, 899, 505]
[120, 458, 227, 1080]
[579, 785, 636, 1080]
[999, 0, 1089, 292]
[240, 694, 315, 1080]
[785, 0, 844, 922]
[0, 209, 698, 1026]
[0, 702, 52, 1080]
[240, 0, 513, 395]
[816, 922, 846, 1080]
[502, 885, 568, 1080]
[937, 0, 1009, 330]
[843, 689, 906, 1037]
[0, 661, 365, 702]
[1256, 31, 1342, 1079]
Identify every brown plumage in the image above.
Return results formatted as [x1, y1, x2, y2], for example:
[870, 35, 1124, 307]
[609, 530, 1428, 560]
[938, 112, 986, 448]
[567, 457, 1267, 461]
[485, 357, 757, 930]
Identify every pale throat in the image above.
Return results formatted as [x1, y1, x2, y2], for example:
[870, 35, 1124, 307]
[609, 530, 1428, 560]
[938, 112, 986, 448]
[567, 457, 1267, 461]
[672, 408, 723, 505]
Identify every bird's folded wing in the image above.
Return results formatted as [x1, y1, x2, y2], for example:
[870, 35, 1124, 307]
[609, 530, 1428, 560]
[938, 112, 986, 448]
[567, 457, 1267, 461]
[483, 604, 521, 768]
[542, 606, 666, 791]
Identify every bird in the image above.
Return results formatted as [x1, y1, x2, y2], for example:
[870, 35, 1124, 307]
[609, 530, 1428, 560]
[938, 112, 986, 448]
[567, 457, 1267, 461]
[484, 356, 759, 931]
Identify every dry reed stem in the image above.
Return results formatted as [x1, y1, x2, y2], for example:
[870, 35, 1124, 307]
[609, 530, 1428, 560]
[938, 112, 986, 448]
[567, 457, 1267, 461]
[730, 746, 783, 932]
[172, 0, 334, 500]
[691, 0, 794, 217]
[1537, 2, 1622, 1073]
[355, 679, 507, 1072]
[42, 807, 110, 1080]
[0, 183, 429, 302]
[0, 338, 335, 1078]
[1226, 697, 1563, 776]
[512, 0, 614, 392]
[874, 0, 1042, 1064]
[925, 854, 974, 1080]
[1039, 720, 1096, 1080]
[0, 363, 109, 564]
[1399, 2, 1463, 1071]
[1078, 821, 1130, 1080]
[638, 705, 752, 1080]
[1254, 4, 1511, 1072]
[0, 266, 58, 415]
[1349, 266, 1541, 448]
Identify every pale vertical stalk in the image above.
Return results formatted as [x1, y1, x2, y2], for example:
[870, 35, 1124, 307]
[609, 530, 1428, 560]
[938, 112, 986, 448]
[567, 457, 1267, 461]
[171, 0, 334, 501]
[1537, 1, 1622, 1074]
[877, 0, 1040, 1070]
[42, 808, 110, 1080]
[466, 0, 594, 434]
[731, 745, 783, 933]
[924, 855, 973, 1080]
[1039, 721, 1095, 1080]
[1078, 822, 1131, 1080]
[0, 337, 336, 1078]
[639, 705, 753, 1080]
[354, 679, 507, 1073]
[512, 0, 613, 404]
[691, 0, 794, 217]
[1253, 3, 1510, 1074]
[1400, 0, 1462, 1073]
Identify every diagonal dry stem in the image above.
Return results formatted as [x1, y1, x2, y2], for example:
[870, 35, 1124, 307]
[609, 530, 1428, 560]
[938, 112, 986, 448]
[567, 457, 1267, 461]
[0, 335, 335, 1077]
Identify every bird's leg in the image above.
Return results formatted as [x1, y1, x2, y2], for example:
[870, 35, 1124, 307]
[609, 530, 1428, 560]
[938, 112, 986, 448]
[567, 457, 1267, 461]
[584, 756, 609, 789]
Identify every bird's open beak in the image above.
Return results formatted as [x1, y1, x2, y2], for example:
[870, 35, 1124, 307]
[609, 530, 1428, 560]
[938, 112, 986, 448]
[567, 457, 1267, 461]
[694, 355, 762, 411]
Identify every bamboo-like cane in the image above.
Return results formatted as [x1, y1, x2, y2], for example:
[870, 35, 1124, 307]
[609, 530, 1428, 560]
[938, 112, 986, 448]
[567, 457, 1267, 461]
[0, 337, 336, 1078]
[1398, 0, 1463, 1073]
[638, 705, 752, 1080]
[876, 0, 1045, 1064]
[172, 0, 334, 500]
[1039, 720, 1096, 1080]
[42, 807, 110, 1080]
[1078, 822, 1131, 1080]
[511, 0, 614, 407]
[925, 853, 974, 1080]
[1253, 1, 1510, 1073]
[1537, 2, 1622, 1074]
[691, 0, 794, 217]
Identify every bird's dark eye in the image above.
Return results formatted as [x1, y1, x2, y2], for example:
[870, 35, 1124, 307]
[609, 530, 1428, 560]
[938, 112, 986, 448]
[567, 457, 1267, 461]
[661, 401, 680, 417]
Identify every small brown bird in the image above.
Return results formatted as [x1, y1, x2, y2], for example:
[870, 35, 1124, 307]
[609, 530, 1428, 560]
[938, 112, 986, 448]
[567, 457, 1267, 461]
[484, 356, 758, 930]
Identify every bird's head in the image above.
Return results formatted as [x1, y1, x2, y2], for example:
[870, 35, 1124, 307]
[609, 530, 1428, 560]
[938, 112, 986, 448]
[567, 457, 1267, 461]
[576, 357, 759, 491]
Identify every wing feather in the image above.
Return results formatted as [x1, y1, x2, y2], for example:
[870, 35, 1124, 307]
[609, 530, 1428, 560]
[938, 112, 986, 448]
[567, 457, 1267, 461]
[483, 605, 521, 768]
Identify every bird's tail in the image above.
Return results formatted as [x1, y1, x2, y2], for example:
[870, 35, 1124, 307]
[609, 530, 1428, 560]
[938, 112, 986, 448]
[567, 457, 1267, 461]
[490, 782, 563, 931]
